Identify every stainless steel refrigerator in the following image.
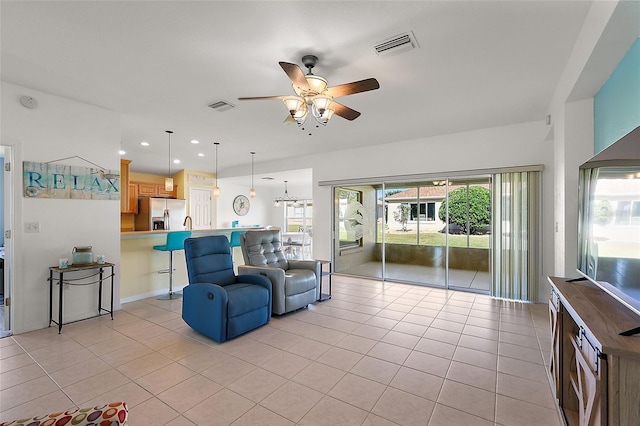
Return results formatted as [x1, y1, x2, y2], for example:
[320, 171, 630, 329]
[135, 197, 187, 231]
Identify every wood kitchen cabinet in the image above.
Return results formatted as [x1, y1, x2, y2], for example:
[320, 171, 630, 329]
[548, 277, 640, 425]
[137, 182, 159, 197]
[128, 183, 138, 214]
[157, 184, 177, 198]
[132, 181, 178, 199]
[120, 159, 137, 214]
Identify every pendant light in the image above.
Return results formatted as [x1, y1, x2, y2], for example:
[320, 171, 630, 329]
[249, 151, 256, 198]
[213, 142, 220, 198]
[164, 130, 174, 191]
[273, 180, 298, 207]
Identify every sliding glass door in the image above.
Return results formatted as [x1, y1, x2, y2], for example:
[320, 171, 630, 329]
[382, 182, 446, 287]
[334, 185, 382, 279]
[445, 178, 491, 292]
[334, 176, 492, 294]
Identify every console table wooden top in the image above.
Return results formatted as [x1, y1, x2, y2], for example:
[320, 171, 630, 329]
[549, 276, 640, 359]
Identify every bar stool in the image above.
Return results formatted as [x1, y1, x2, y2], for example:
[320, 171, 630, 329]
[229, 230, 247, 268]
[154, 230, 192, 300]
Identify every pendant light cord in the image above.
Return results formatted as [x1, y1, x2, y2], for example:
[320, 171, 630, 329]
[166, 130, 173, 178]
[251, 152, 255, 188]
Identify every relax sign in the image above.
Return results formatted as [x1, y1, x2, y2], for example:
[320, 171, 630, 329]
[23, 161, 120, 200]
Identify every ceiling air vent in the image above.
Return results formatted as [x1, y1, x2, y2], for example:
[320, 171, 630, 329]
[374, 31, 419, 55]
[208, 100, 235, 112]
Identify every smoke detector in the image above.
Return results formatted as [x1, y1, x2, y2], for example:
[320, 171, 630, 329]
[20, 96, 37, 109]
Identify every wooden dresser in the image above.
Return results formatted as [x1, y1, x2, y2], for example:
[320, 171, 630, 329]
[548, 276, 640, 425]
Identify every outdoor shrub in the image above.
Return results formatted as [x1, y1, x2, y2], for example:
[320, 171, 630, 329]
[438, 186, 491, 234]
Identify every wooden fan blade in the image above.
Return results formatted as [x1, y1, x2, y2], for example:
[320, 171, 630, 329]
[332, 102, 361, 121]
[279, 61, 310, 91]
[325, 78, 380, 98]
[237, 95, 287, 101]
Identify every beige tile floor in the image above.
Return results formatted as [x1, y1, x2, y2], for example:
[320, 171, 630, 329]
[0, 275, 562, 425]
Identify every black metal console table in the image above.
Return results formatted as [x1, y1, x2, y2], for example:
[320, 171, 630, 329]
[316, 259, 332, 302]
[48, 262, 115, 333]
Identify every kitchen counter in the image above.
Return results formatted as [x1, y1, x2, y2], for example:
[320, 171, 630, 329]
[121, 227, 265, 239]
[119, 227, 269, 301]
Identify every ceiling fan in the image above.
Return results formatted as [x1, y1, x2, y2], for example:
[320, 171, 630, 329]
[238, 54, 380, 126]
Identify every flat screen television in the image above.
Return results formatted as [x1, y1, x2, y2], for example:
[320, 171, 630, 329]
[577, 125, 640, 335]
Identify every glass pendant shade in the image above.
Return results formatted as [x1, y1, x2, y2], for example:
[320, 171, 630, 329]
[311, 95, 332, 115]
[293, 102, 309, 125]
[305, 75, 328, 94]
[213, 186, 220, 198]
[312, 103, 335, 125]
[164, 178, 174, 191]
[283, 96, 305, 116]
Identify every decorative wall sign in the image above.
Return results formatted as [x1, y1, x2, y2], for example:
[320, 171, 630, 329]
[23, 161, 120, 200]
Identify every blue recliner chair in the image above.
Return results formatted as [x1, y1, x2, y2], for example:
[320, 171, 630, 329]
[182, 235, 272, 343]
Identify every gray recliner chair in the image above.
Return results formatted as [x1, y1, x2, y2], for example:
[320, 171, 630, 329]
[238, 229, 320, 315]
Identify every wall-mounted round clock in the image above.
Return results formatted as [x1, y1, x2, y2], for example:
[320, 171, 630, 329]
[233, 195, 250, 216]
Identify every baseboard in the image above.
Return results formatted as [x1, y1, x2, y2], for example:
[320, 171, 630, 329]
[119, 284, 187, 304]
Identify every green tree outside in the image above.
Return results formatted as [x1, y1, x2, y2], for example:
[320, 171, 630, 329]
[392, 203, 411, 231]
[438, 186, 491, 234]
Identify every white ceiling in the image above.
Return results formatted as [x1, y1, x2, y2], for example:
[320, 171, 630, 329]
[0, 1, 601, 178]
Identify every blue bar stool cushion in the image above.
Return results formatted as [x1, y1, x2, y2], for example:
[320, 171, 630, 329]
[229, 230, 247, 248]
[154, 230, 192, 300]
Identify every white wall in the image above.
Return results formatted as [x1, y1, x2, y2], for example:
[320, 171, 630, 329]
[548, 1, 618, 280]
[223, 120, 556, 301]
[215, 179, 313, 230]
[214, 181, 274, 229]
[1, 82, 121, 334]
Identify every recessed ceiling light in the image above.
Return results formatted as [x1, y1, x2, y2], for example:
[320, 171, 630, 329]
[197, 153, 205, 157]
[191, 139, 200, 144]
[140, 141, 150, 146]
[173, 159, 181, 164]
[118, 150, 126, 155]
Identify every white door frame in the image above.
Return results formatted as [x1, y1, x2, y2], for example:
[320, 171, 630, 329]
[2, 145, 13, 336]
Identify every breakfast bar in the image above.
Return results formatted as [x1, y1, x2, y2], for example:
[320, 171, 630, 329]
[120, 228, 262, 301]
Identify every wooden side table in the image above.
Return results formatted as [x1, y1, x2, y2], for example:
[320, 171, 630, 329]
[48, 262, 115, 333]
[316, 259, 332, 302]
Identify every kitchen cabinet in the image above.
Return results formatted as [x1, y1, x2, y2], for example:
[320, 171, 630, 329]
[120, 159, 136, 214]
[128, 183, 138, 214]
[137, 182, 158, 197]
[548, 277, 640, 425]
[133, 181, 177, 199]
[157, 184, 177, 198]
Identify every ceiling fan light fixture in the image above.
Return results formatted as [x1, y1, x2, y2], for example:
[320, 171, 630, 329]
[283, 96, 304, 116]
[305, 75, 328, 94]
[311, 95, 332, 115]
[238, 55, 379, 127]
[293, 102, 309, 124]
[313, 105, 334, 125]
